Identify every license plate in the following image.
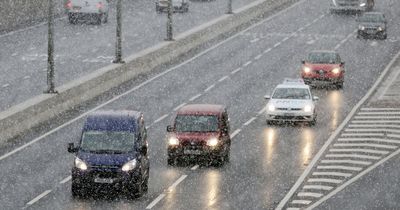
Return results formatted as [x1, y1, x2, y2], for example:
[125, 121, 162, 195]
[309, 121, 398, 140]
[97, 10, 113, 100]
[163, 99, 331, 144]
[283, 112, 294, 116]
[94, 178, 114, 184]
[184, 149, 201, 155]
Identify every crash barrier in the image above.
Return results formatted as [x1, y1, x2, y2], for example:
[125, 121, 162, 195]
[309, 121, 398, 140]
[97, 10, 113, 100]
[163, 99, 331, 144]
[0, 0, 297, 143]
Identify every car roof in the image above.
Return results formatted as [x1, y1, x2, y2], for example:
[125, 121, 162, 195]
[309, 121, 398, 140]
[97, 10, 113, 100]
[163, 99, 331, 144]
[309, 50, 337, 55]
[177, 104, 225, 115]
[83, 110, 142, 132]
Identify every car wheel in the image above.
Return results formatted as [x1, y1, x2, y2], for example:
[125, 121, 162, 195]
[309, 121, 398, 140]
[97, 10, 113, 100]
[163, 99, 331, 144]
[167, 156, 176, 166]
[309, 116, 317, 126]
[382, 34, 387, 40]
[266, 120, 273, 125]
[142, 177, 149, 193]
[71, 183, 84, 198]
[68, 14, 76, 24]
[103, 13, 108, 23]
[335, 81, 344, 89]
[224, 147, 230, 163]
[96, 14, 102, 25]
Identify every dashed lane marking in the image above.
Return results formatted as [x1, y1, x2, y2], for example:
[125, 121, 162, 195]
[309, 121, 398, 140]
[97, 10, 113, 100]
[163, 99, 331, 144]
[264, 48, 272, 53]
[167, 175, 187, 191]
[231, 68, 242, 74]
[59, 176, 71, 184]
[191, 165, 199, 170]
[244, 117, 257, 126]
[204, 84, 215, 92]
[146, 194, 166, 209]
[174, 103, 187, 111]
[230, 129, 241, 139]
[2, 84, 10, 88]
[154, 114, 169, 124]
[273, 42, 281, 48]
[254, 54, 262, 60]
[218, 76, 229, 82]
[189, 94, 202, 101]
[243, 61, 252, 67]
[27, 190, 52, 206]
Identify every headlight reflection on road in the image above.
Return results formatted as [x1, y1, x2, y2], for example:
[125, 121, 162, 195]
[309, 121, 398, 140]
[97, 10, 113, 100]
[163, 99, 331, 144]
[263, 128, 276, 166]
[328, 91, 342, 130]
[206, 171, 220, 208]
[300, 128, 314, 168]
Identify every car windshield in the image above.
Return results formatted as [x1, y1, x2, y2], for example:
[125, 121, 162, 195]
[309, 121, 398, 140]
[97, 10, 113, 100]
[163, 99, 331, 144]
[80, 131, 135, 153]
[307, 52, 339, 64]
[359, 14, 385, 23]
[175, 115, 219, 132]
[272, 88, 311, 99]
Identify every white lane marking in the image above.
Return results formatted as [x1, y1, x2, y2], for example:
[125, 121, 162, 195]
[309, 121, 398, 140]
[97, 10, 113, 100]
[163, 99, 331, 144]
[312, 171, 352, 177]
[292, 200, 311, 205]
[27, 190, 52, 206]
[287, 208, 301, 210]
[361, 108, 400, 111]
[308, 178, 342, 184]
[23, 76, 31, 80]
[297, 192, 323, 198]
[354, 116, 400, 119]
[191, 165, 199, 170]
[320, 159, 371, 166]
[264, 48, 272, 53]
[250, 38, 260, 43]
[341, 133, 384, 137]
[334, 30, 357, 50]
[12, 52, 18, 56]
[305, 23, 311, 27]
[254, 54, 262, 60]
[230, 129, 241, 139]
[358, 112, 400, 115]
[348, 124, 400, 129]
[303, 185, 333, 191]
[174, 103, 187, 111]
[308, 148, 400, 209]
[189, 94, 202, 101]
[370, 41, 378, 47]
[297, 27, 305, 32]
[60, 176, 72, 184]
[258, 107, 266, 115]
[351, 120, 400, 124]
[244, 117, 257, 126]
[231, 68, 242, 74]
[2, 84, 10, 88]
[378, 67, 400, 99]
[317, 165, 362, 171]
[0, 0, 311, 163]
[168, 175, 188, 191]
[273, 42, 281, 48]
[329, 148, 389, 155]
[204, 84, 215, 92]
[243, 61, 252, 67]
[218, 76, 229, 82]
[325, 153, 381, 160]
[154, 114, 169, 124]
[333, 143, 397, 150]
[146, 194, 166, 209]
[282, 37, 289, 42]
[277, 50, 400, 210]
[338, 138, 400, 144]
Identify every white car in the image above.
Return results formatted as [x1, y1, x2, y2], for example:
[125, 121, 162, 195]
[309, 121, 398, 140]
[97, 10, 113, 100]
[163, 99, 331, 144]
[264, 79, 318, 125]
[65, 0, 109, 24]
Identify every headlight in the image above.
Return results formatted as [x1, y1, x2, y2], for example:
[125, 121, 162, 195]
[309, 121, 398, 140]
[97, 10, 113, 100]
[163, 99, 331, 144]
[207, 138, 219, 147]
[359, 3, 366, 7]
[304, 105, 312, 113]
[303, 66, 311, 73]
[359, 25, 365, 30]
[377, 27, 383, 31]
[75, 157, 88, 171]
[268, 104, 275, 112]
[168, 136, 179, 146]
[332, 68, 340, 74]
[122, 159, 137, 172]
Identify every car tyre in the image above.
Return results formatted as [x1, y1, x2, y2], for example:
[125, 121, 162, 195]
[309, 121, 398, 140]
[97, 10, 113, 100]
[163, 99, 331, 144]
[68, 14, 76, 24]
[71, 183, 84, 198]
[335, 81, 344, 89]
[96, 14, 102, 25]
[309, 115, 317, 126]
[224, 147, 230, 163]
[103, 13, 108, 23]
[167, 156, 176, 166]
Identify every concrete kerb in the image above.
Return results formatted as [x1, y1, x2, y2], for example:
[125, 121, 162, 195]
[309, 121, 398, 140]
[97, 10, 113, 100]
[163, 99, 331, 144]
[0, 0, 297, 143]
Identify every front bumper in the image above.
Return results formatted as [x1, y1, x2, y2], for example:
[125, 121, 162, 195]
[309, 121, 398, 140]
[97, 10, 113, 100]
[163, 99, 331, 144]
[330, 6, 364, 13]
[71, 167, 142, 190]
[358, 29, 386, 37]
[266, 111, 315, 122]
[303, 77, 343, 85]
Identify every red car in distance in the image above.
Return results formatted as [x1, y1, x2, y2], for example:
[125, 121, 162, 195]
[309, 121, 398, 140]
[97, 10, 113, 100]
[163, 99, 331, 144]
[301, 50, 345, 89]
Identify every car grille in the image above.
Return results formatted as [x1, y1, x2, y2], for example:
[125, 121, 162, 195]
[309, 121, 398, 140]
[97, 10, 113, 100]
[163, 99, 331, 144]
[277, 108, 302, 111]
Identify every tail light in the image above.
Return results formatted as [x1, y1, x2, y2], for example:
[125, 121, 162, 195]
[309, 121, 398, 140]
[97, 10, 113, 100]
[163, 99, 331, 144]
[65, 0, 72, 9]
[96, 2, 104, 9]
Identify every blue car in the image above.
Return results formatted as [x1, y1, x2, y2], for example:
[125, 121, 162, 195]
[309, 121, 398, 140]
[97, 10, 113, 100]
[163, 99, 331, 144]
[67, 110, 150, 198]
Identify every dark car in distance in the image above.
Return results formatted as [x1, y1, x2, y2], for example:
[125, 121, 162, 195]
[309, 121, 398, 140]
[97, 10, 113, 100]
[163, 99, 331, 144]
[166, 104, 231, 166]
[301, 50, 345, 89]
[67, 110, 149, 198]
[357, 12, 387, 40]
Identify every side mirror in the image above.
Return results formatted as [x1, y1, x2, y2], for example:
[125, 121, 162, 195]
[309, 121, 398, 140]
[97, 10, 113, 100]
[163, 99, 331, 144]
[67, 143, 78, 153]
[166, 125, 174, 132]
[264, 95, 271, 100]
[301, 60, 305, 64]
[341, 61, 345, 66]
[313, 96, 319, 101]
[140, 145, 148, 156]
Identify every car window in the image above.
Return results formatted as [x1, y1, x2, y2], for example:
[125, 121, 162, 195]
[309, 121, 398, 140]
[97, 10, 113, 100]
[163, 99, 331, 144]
[175, 115, 219, 132]
[359, 14, 385, 23]
[272, 88, 311, 99]
[307, 52, 339, 64]
[80, 131, 135, 153]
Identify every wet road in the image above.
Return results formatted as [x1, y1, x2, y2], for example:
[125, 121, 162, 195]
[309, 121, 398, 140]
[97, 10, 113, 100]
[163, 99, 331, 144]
[0, 0, 257, 111]
[0, 0, 400, 209]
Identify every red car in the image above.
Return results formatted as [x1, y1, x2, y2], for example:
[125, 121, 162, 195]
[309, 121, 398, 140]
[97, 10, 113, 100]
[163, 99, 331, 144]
[166, 104, 231, 166]
[301, 50, 345, 89]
